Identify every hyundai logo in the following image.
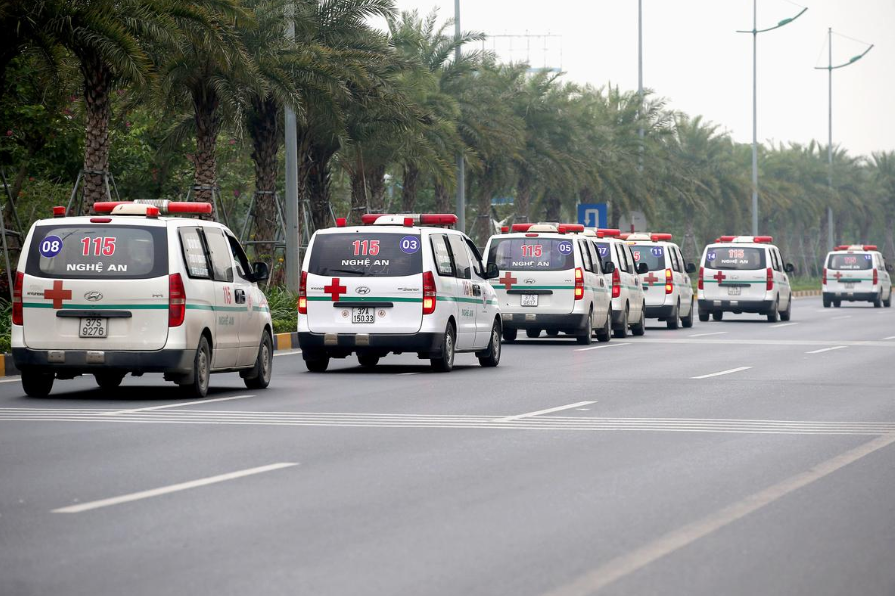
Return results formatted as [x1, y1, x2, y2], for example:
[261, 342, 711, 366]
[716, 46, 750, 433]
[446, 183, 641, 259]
[355, 286, 371, 295]
[84, 291, 103, 302]
[524, 279, 536, 284]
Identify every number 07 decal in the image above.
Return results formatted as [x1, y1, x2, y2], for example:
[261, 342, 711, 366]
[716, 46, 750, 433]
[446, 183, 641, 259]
[80, 236, 117, 256]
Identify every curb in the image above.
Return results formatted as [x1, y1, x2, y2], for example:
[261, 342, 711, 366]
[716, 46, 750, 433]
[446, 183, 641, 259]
[793, 290, 822, 298]
[0, 331, 302, 379]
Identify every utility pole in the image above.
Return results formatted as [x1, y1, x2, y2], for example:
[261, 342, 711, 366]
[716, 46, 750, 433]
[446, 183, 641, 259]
[637, 0, 643, 172]
[284, 2, 300, 292]
[454, 0, 465, 232]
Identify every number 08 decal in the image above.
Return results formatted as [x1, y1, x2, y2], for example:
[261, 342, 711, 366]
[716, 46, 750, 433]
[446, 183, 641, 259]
[39, 235, 63, 258]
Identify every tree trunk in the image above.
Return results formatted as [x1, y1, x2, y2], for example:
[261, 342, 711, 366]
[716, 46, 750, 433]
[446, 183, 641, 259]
[475, 173, 495, 247]
[80, 51, 113, 210]
[192, 84, 221, 205]
[367, 165, 386, 213]
[544, 195, 561, 222]
[434, 181, 451, 213]
[305, 141, 338, 232]
[515, 171, 532, 223]
[401, 164, 420, 212]
[348, 161, 386, 224]
[248, 95, 280, 255]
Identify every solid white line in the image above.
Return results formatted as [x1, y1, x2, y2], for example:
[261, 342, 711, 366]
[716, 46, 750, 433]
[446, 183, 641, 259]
[832, 315, 852, 320]
[770, 322, 798, 329]
[806, 345, 848, 355]
[53, 462, 298, 513]
[0, 377, 21, 384]
[273, 349, 302, 357]
[883, 336, 895, 341]
[687, 332, 727, 338]
[691, 366, 752, 380]
[495, 401, 596, 422]
[575, 343, 631, 352]
[104, 394, 253, 416]
[541, 433, 895, 596]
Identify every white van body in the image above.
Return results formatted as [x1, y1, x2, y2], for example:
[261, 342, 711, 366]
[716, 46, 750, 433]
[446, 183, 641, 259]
[626, 233, 696, 329]
[697, 236, 793, 322]
[298, 214, 502, 372]
[12, 203, 273, 397]
[822, 245, 892, 308]
[590, 232, 647, 335]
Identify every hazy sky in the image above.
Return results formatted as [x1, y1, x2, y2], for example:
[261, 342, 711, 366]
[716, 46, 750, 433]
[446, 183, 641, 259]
[385, 0, 894, 157]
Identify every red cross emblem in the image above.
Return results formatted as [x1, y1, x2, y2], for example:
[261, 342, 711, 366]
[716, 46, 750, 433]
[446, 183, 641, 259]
[833, 271, 844, 281]
[498, 272, 517, 290]
[713, 271, 727, 283]
[323, 278, 347, 301]
[43, 280, 72, 309]
[643, 272, 660, 286]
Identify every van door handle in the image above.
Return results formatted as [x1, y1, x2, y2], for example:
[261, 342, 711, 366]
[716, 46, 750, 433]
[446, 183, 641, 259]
[234, 289, 246, 304]
[472, 284, 482, 296]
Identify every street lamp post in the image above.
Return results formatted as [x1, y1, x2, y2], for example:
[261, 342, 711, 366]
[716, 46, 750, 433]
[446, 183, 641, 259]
[637, 0, 643, 171]
[454, 0, 465, 233]
[815, 29, 873, 251]
[738, 1, 807, 236]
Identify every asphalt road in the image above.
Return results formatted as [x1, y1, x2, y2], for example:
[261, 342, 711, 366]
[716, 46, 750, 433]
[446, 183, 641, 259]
[2, 296, 894, 596]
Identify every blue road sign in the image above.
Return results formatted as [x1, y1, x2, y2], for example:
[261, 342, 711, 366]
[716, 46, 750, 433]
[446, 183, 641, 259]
[577, 203, 607, 228]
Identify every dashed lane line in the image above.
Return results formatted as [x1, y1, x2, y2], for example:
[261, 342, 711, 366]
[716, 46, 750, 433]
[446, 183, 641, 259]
[691, 366, 752, 380]
[494, 401, 597, 422]
[53, 462, 298, 513]
[831, 315, 853, 320]
[273, 349, 302, 358]
[883, 336, 895, 340]
[770, 323, 798, 329]
[632, 338, 895, 348]
[806, 346, 848, 355]
[103, 394, 253, 416]
[687, 332, 727, 338]
[575, 343, 631, 352]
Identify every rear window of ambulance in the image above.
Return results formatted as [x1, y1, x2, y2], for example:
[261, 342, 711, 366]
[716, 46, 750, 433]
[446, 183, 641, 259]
[26, 224, 168, 279]
[487, 238, 575, 271]
[308, 232, 422, 277]
[630, 244, 666, 271]
[704, 246, 766, 270]
[827, 253, 872, 270]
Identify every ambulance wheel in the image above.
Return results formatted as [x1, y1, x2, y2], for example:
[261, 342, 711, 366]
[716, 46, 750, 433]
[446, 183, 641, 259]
[576, 310, 594, 345]
[884, 290, 892, 308]
[431, 324, 456, 372]
[681, 299, 695, 328]
[698, 310, 710, 322]
[95, 372, 125, 391]
[478, 321, 502, 368]
[780, 295, 792, 321]
[833, 300, 841, 308]
[358, 354, 380, 368]
[712, 311, 723, 321]
[631, 304, 646, 336]
[873, 292, 882, 308]
[823, 296, 831, 308]
[766, 299, 780, 323]
[596, 310, 612, 342]
[546, 329, 559, 337]
[22, 370, 54, 398]
[526, 328, 541, 339]
[613, 306, 628, 338]
[181, 336, 211, 397]
[244, 331, 273, 389]
[502, 328, 517, 343]
[666, 301, 680, 330]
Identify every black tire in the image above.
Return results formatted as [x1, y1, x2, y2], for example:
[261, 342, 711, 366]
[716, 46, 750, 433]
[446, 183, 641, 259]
[431, 324, 456, 372]
[95, 372, 125, 391]
[576, 310, 594, 345]
[834, 300, 841, 308]
[478, 321, 502, 368]
[680, 298, 695, 328]
[305, 357, 329, 373]
[358, 354, 380, 368]
[823, 295, 831, 308]
[779, 295, 792, 322]
[885, 290, 892, 308]
[596, 309, 612, 343]
[244, 331, 273, 389]
[546, 329, 559, 337]
[767, 299, 780, 323]
[181, 335, 211, 397]
[698, 310, 710, 322]
[631, 304, 646, 336]
[22, 369, 54, 398]
[712, 311, 723, 321]
[873, 292, 882, 308]
[526, 328, 541, 339]
[502, 327, 517, 343]
[666, 301, 680, 330]
[613, 307, 628, 339]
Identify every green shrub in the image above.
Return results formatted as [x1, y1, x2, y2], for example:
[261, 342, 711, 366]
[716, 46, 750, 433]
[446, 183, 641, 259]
[265, 286, 297, 335]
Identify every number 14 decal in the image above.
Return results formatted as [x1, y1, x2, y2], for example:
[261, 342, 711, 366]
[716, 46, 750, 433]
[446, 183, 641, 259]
[81, 236, 116, 256]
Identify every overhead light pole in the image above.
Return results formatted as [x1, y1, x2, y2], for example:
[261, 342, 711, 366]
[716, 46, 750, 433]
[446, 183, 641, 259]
[283, 2, 300, 292]
[815, 28, 873, 251]
[454, 0, 465, 232]
[637, 0, 643, 170]
[738, 1, 807, 236]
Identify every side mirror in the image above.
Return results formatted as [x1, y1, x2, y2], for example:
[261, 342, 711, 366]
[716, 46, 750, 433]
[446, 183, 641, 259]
[485, 262, 500, 279]
[252, 262, 270, 282]
[603, 261, 615, 274]
[785, 263, 795, 274]
[686, 262, 697, 274]
[886, 264, 893, 273]
[637, 262, 649, 275]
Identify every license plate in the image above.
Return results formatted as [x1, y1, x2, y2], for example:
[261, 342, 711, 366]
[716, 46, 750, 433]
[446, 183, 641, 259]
[727, 286, 741, 296]
[352, 307, 375, 324]
[844, 282, 855, 289]
[521, 294, 538, 307]
[79, 317, 108, 338]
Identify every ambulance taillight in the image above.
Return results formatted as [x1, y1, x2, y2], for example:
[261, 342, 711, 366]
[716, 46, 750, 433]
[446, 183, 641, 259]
[822, 267, 827, 285]
[168, 273, 186, 327]
[873, 268, 879, 286]
[665, 268, 673, 294]
[422, 271, 437, 314]
[574, 268, 584, 300]
[12, 271, 23, 325]
[698, 267, 704, 291]
[766, 268, 774, 291]
[611, 267, 621, 299]
[298, 271, 308, 314]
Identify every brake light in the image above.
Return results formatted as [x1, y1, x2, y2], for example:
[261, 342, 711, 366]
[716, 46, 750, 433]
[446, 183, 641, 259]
[574, 267, 584, 300]
[168, 273, 186, 327]
[766, 267, 774, 291]
[298, 270, 308, 314]
[423, 271, 437, 314]
[698, 266, 704, 290]
[822, 267, 827, 285]
[873, 268, 878, 285]
[90, 217, 112, 223]
[665, 268, 673, 294]
[611, 267, 621, 299]
[12, 271, 23, 325]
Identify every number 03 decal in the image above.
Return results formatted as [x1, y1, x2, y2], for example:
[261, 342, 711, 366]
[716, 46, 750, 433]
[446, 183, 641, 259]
[81, 236, 117, 256]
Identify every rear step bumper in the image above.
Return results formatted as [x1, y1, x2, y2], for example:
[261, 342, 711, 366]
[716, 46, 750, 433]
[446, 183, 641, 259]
[298, 332, 444, 359]
[12, 348, 195, 373]
[823, 291, 877, 302]
[501, 312, 588, 332]
[698, 298, 774, 314]
[645, 304, 675, 318]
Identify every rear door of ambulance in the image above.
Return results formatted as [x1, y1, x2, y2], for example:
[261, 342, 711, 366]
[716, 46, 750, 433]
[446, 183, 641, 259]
[486, 235, 577, 315]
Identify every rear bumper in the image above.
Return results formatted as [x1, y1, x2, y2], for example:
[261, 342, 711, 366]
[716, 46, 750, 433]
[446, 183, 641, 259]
[12, 347, 195, 374]
[501, 312, 588, 331]
[645, 304, 675, 318]
[298, 332, 444, 359]
[698, 298, 775, 314]
[824, 291, 877, 302]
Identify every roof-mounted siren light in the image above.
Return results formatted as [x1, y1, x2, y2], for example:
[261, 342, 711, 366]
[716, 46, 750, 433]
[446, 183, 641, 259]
[833, 245, 850, 251]
[651, 233, 673, 242]
[500, 226, 509, 234]
[361, 214, 390, 225]
[618, 233, 631, 240]
[717, 235, 737, 242]
[511, 223, 534, 232]
[557, 223, 585, 234]
[863, 245, 878, 251]
[335, 217, 347, 228]
[753, 235, 773, 244]
[52, 206, 66, 218]
[596, 228, 621, 238]
[419, 214, 458, 227]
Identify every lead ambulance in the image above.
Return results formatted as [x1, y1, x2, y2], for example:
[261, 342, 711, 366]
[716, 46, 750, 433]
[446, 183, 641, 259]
[591, 229, 647, 336]
[298, 214, 502, 372]
[12, 201, 274, 397]
[483, 223, 612, 344]
[822, 245, 892, 308]
[626, 233, 696, 328]
[697, 235, 794, 322]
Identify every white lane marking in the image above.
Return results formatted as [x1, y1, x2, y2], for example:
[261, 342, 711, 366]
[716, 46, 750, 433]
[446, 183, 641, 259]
[53, 462, 298, 513]
[541, 433, 895, 596]
[494, 401, 597, 423]
[832, 315, 852, 320]
[273, 349, 302, 358]
[691, 366, 752, 380]
[632, 338, 895, 348]
[770, 323, 798, 329]
[806, 345, 848, 355]
[883, 336, 895, 340]
[575, 343, 631, 352]
[103, 394, 253, 416]
[397, 372, 418, 376]
[687, 332, 727, 338]
[0, 377, 21, 384]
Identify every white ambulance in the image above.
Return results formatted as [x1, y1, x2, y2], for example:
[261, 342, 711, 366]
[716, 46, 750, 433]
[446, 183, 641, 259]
[697, 235, 794, 322]
[625, 232, 696, 328]
[12, 201, 274, 398]
[483, 223, 612, 344]
[590, 229, 647, 336]
[298, 214, 502, 372]
[822, 245, 892, 308]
